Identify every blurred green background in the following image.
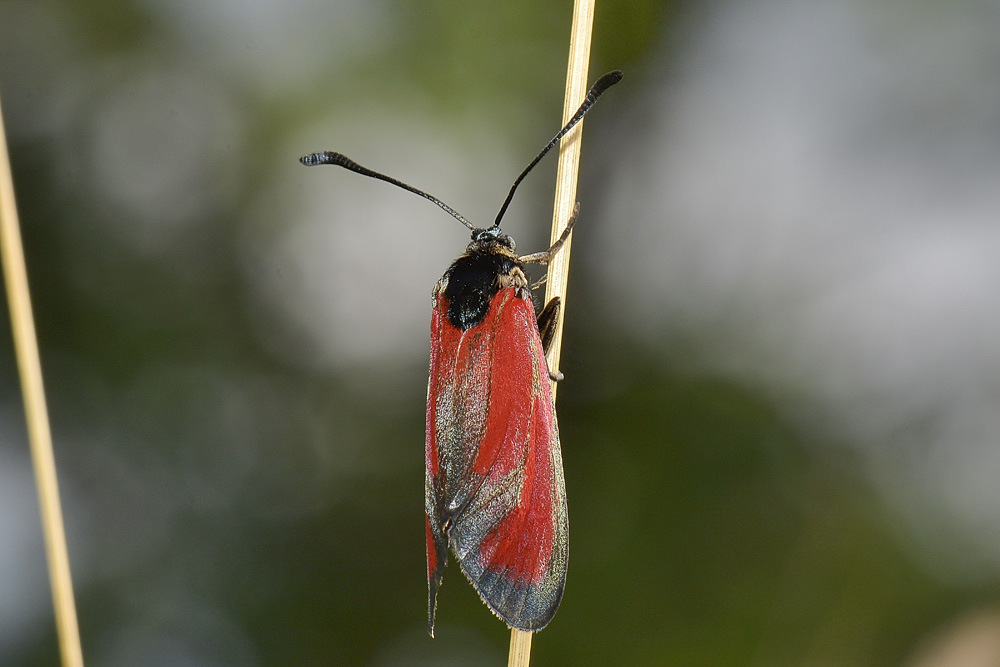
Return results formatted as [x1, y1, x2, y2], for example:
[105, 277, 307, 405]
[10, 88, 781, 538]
[3, 0, 1000, 665]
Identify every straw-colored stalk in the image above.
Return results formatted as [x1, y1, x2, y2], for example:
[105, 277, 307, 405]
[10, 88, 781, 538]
[0, 95, 85, 666]
[507, 0, 597, 664]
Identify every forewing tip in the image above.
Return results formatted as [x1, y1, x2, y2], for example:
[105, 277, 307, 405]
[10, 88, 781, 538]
[461, 563, 565, 632]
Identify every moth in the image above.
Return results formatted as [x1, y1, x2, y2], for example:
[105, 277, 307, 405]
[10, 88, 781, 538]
[300, 70, 622, 636]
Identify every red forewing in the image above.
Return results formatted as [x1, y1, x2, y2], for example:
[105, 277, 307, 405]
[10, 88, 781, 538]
[425, 285, 568, 635]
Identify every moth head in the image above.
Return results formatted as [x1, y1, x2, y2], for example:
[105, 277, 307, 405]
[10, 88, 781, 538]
[471, 227, 516, 253]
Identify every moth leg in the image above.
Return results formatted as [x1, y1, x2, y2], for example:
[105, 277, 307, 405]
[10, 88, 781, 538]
[525, 203, 579, 380]
[536, 297, 565, 381]
[530, 275, 548, 290]
[537, 297, 561, 353]
[519, 203, 580, 265]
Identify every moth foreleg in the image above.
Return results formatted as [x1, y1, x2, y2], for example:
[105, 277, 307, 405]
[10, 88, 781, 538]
[519, 203, 581, 265]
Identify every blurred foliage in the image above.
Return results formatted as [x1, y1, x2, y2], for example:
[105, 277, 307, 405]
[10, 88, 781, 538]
[0, 0, 992, 665]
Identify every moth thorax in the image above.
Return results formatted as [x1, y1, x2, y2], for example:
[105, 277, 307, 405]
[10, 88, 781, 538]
[498, 265, 529, 292]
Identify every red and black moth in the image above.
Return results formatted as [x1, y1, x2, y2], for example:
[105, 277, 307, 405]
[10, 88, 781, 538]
[300, 70, 622, 636]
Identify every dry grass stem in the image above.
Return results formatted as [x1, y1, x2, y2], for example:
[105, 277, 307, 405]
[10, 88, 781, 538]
[508, 0, 598, 664]
[0, 93, 85, 667]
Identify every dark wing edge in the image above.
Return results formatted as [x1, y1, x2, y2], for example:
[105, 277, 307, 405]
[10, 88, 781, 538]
[425, 509, 448, 637]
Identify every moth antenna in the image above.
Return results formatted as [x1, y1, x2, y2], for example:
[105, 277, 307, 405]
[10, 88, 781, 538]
[300, 151, 478, 232]
[491, 70, 623, 229]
